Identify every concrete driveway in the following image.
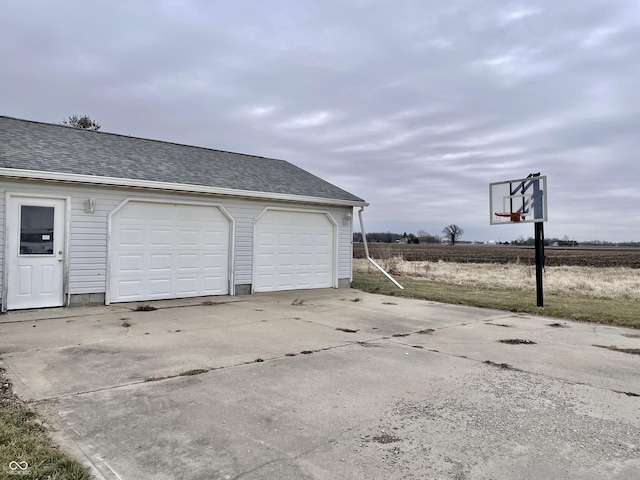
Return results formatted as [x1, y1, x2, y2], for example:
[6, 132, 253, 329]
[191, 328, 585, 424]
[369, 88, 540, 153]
[1, 289, 639, 480]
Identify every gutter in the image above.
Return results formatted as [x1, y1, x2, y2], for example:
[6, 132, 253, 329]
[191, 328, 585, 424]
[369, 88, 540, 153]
[357, 206, 404, 289]
[0, 168, 369, 208]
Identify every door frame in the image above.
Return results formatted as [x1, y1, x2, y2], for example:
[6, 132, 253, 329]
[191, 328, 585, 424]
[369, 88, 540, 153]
[252, 206, 338, 293]
[106, 197, 236, 305]
[3, 192, 71, 312]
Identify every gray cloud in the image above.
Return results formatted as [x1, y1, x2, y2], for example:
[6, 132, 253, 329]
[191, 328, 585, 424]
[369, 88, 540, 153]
[1, 0, 639, 242]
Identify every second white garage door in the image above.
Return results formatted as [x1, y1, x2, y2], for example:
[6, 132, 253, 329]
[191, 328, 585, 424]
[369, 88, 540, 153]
[109, 201, 230, 303]
[253, 210, 335, 292]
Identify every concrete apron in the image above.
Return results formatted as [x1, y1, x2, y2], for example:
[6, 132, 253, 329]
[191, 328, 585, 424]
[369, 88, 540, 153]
[0, 289, 639, 480]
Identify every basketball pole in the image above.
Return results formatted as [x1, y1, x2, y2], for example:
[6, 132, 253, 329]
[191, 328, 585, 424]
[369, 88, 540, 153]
[534, 221, 545, 307]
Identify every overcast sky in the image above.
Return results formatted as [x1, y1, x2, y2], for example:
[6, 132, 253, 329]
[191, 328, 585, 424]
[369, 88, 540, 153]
[2, 1, 639, 242]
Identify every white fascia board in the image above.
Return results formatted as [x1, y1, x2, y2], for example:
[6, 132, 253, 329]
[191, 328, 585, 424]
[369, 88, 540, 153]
[0, 168, 369, 207]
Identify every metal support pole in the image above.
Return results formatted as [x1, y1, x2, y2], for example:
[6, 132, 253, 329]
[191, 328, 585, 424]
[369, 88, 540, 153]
[534, 221, 545, 307]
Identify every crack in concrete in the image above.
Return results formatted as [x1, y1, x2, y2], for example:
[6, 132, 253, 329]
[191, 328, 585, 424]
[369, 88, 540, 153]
[22, 315, 639, 405]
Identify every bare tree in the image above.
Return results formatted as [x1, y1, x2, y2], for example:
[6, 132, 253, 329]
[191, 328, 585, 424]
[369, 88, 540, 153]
[417, 229, 441, 244]
[442, 224, 464, 245]
[59, 114, 101, 131]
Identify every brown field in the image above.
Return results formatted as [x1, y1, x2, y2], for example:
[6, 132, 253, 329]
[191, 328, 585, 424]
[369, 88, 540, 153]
[353, 243, 640, 268]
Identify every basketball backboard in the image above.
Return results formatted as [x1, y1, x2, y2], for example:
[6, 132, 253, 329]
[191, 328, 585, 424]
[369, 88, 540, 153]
[489, 175, 547, 225]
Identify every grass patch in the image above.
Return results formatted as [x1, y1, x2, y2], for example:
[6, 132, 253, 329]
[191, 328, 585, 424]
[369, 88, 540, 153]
[352, 273, 640, 329]
[0, 378, 92, 479]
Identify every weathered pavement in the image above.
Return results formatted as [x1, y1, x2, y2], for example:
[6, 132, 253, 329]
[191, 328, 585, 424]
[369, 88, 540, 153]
[1, 289, 639, 479]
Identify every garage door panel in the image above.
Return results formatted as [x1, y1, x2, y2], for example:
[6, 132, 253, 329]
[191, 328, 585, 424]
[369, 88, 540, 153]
[150, 254, 171, 271]
[177, 231, 199, 246]
[297, 272, 312, 283]
[117, 280, 143, 298]
[118, 228, 144, 246]
[298, 234, 313, 246]
[315, 253, 330, 264]
[277, 273, 294, 288]
[117, 255, 144, 273]
[151, 230, 172, 245]
[315, 234, 330, 246]
[279, 233, 295, 246]
[109, 202, 230, 303]
[203, 253, 225, 268]
[149, 278, 171, 295]
[254, 210, 334, 292]
[278, 253, 295, 267]
[177, 277, 198, 294]
[177, 254, 199, 269]
[204, 230, 226, 246]
[202, 274, 224, 288]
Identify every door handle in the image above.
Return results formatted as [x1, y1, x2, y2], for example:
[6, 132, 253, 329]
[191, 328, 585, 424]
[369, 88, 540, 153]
[58, 258, 63, 262]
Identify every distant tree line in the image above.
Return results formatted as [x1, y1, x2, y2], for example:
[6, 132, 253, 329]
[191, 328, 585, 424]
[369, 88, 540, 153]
[505, 237, 640, 247]
[353, 230, 442, 244]
[353, 225, 466, 245]
[507, 235, 579, 247]
[578, 240, 640, 247]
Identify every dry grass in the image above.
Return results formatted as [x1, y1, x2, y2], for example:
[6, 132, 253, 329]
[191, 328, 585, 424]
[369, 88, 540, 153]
[1, 369, 92, 479]
[354, 258, 640, 302]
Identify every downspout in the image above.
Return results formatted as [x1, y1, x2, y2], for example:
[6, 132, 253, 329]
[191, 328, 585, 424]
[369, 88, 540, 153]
[358, 206, 404, 289]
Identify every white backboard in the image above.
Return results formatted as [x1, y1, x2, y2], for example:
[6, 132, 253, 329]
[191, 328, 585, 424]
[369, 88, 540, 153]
[489, 176, 547, 225]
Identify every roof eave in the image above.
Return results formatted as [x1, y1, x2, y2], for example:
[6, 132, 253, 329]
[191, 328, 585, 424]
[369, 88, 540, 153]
[0, 168, 369, 208]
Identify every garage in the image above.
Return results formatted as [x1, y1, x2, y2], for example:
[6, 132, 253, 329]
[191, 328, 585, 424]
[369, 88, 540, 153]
[108, 201, 231, 303]
[253, 209, 336, 292]
[2, 117, 367, 309]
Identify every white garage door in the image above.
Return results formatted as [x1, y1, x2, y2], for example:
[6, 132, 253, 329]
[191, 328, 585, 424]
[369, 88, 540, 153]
[254, 210, 335, 292]
[109, 201, 230, 303]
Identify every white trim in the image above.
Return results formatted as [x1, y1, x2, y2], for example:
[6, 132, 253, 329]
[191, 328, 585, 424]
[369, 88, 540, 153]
[0, 168, 368, 208]
[64, 196, 72, 306]
[3, 193, 70, 311]
[252, 207, 338, 293]
[106, 197, 235, 305]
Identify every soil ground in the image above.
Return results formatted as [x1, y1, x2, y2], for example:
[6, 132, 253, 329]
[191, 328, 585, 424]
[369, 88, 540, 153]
[353, 243, 640, 268]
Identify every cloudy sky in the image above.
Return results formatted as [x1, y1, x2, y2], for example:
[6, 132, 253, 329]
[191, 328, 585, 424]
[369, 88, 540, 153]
[2, 1, 639, 242]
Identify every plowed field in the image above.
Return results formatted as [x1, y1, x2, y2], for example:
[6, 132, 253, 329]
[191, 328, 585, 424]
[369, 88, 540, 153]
[353, 243, 640, 268]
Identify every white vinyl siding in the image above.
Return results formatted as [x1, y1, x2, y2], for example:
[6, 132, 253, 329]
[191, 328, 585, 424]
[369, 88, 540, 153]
[0, 180, 354, 302]
[0, 191, 4, 301]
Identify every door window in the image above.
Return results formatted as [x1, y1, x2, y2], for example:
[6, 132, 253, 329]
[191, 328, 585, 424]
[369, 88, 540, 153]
[20, 205, 55, 255]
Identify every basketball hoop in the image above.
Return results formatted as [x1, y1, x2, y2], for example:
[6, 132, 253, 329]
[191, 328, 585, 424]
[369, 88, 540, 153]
[494, 212, 521, 222]
[490, 174, 548, 308]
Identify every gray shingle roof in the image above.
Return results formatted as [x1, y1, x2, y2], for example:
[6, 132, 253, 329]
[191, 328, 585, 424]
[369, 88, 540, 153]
[0, 116, 365, 204]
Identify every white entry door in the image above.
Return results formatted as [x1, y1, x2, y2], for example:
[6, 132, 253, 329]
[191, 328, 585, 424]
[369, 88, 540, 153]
[6, 196, 66, 310]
